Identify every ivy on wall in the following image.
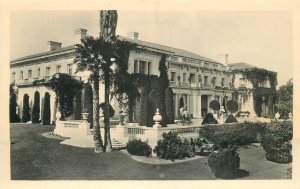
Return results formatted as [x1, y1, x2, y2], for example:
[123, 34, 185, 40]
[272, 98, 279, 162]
[232, 67, 277, 117]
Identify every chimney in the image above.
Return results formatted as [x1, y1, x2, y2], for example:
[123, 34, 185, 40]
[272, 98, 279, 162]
[74, 28, 88, 42]
[127, 32, 139, 40]
[47, 41, 62, 51]
[225, 53, 228, 65]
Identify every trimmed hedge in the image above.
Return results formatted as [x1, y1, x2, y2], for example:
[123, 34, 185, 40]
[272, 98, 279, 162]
[208, 146, 240, 179]
[42, 92, 51, 125]
[225, 114, 238, 123]
[202, 113, 218, 125]
[22, 94, 30, 123]
[126, 139, 152, 157]
[261, 121, 292, 163]
[199, 122, 267, 148]
[165, 87, 174, 124]
[153, 132, 193, 161]
[31, 91, 40, 123]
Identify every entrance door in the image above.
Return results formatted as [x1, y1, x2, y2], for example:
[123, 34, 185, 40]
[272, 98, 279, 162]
[201, 95, 208, 117]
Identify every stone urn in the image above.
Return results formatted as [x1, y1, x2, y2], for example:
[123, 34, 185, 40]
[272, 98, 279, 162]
[153, 108, 162, 128]
[56, 111, 62, 121]
[82, 112, 89, 123]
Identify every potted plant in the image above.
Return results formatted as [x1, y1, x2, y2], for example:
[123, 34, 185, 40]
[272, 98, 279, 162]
[209, 100, 220, 119]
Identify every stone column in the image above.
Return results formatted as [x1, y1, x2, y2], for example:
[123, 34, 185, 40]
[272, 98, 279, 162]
[198, 95, 202, 118]
[193, 95, 197, 117]
[174, 93, 179, 118]
[187, 94, 190, 112]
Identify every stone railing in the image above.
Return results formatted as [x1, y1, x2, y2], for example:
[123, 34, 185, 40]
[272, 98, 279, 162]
[54, 120, 90, 138]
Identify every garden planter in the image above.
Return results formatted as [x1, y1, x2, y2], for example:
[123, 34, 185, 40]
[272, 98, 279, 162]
[176, 120, 193, 126]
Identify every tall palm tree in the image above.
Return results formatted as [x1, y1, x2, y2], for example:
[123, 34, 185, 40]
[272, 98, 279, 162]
[74, 36, 114, 153]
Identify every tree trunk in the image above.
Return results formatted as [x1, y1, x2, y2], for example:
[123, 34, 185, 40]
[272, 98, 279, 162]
[91, 75, 104, 153]
[104, 70, 112, 152]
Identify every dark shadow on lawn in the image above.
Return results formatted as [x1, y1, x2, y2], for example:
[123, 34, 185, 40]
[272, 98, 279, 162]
[231, 169, 250, 179]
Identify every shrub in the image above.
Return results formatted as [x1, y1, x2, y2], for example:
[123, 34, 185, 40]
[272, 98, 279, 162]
[153, 132, 193, 161]
[83, 83, 93, 128]
[261, 121, 292, 163]
[209, 100, 220, 111]
[148, 78, 167, 127]
[42, 92, 51, 125]
[165, 87, 174, 124]
[139, 83, 150, 126]
[99, 102, 115, 117]
[31, 91, 40, 123]
[126, 139, 152, 157]
[208, 146, 240, 179]
[73, 91, 82, 120]
[225, 114, 238, 123]
[9, 84, 19, 123]
[22, 94, 30, 123]
[202, 113, 218, 125]
[199, 122, 266, 148]
[226, 100, 238, 113]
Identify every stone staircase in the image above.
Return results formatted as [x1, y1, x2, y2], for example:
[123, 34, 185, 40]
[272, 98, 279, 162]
[111, 138, 126, 149]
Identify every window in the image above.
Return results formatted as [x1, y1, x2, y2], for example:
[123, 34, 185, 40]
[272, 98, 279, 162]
[147, 62, 151, 75]
[133, 59, 151, 74]
[183, 73, 186, 82]
[170, 72, 176, 81]
[198, 75, 202, 83]
[56, 65, 61, 73]
[190, 74, 195, 83]
[46, 67, 51, 76]
[28, 70, 32, 79]
[20, 71, 23, 79]
[67, 64, 72, 75]
[12, 72, 15, 82]
[204, 76, 208, 85]
[239, 78, 246, 87]
[211, 77, 216, 86]
[37, 68, 40, 78]
[134, 60, 138, 73]
[139, 60, 146, 74]
[221, 78, 225, 87]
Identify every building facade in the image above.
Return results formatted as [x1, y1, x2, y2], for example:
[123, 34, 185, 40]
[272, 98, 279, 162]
[10, 29, 276, 124]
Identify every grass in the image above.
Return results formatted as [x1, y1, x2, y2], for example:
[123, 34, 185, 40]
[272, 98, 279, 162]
[10, 124, 291, 180]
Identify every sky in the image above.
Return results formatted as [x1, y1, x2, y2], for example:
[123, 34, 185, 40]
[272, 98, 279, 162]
[10, 11, 292, 86]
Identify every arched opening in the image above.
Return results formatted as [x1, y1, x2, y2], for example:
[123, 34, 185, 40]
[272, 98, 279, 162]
[179, 97, 184, 108]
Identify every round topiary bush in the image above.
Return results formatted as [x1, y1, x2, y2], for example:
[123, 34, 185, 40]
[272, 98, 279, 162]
[209, 100, 220, 111]
[208, 146, 240, 179]
[202, 113, 218, 125]
[126, 139, 152, 157]
[226, 100, 238, 113]
[225, 114, 238, 123]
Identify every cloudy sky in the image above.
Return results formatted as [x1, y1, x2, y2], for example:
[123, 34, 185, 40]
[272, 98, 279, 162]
[11, 11, 292, 86]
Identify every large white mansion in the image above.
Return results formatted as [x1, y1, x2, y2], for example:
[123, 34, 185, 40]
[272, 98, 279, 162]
[10, 28, 276, 124]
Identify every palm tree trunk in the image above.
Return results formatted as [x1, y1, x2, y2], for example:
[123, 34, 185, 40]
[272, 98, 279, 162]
[104, 70, 112, 152]
[92, 74, 104, 153]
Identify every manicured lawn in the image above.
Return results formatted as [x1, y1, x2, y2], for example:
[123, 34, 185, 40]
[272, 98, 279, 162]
[10, 124, 291, 180]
